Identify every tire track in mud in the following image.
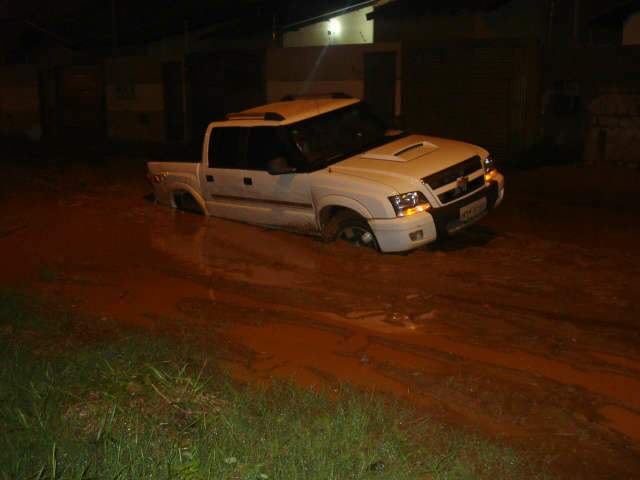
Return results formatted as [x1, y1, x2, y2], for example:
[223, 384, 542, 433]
[167, 263, 640, 412]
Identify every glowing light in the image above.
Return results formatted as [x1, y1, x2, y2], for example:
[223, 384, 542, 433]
[484, 170, 497, 182]
[328, 18, 342, 36]
[403, 205, 429, 217]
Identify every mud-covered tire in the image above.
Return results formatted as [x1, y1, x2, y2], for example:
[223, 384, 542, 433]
[174, 192, 202, 215]
[323, 211, 379, 251]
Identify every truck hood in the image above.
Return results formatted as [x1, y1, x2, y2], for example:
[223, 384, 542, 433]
[330, 134, 487, 193]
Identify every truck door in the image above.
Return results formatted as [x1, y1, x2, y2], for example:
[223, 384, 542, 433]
[240, 126, 316, 232]
[203, 126, 255, 223]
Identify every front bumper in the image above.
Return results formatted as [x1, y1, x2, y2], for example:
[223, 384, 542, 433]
[429, 177, 503, 238]
[369, 174, 504, 253]
[369, 211, 438, 253]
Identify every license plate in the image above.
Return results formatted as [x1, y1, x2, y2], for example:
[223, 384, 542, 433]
[459, 197, 487, 222]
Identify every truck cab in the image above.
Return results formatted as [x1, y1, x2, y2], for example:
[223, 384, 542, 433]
[147, 96, 504, 253]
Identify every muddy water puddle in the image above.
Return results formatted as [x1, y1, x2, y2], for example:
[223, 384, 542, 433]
[2, 170, 640, 478]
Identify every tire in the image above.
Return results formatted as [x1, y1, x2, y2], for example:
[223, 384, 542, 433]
[174, 192, 202, 215]
[324, 211, 380, 251]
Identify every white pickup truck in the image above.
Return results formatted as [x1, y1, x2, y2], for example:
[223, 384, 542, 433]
[147, 96, 504, 253]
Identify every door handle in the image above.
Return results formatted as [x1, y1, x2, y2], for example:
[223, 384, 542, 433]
[206, 175, 214, 182]
[243, 177, 253, 186]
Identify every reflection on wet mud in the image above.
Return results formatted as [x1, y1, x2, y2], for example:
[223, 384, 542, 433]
[151, 213, 424, 335]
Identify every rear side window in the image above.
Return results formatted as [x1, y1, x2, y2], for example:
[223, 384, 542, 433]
[246, 127, 288, 171]
[209, 127, 247, 168]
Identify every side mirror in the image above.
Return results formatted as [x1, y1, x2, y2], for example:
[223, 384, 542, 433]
[268, 165, 297, 175]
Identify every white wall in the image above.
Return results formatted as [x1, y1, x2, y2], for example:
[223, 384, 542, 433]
[284, 7, 374, 48]
[267, 43, 402, 116]
[623, 12, 640, 45]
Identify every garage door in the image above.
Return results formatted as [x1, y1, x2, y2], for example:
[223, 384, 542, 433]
[403, 40, 531, 163]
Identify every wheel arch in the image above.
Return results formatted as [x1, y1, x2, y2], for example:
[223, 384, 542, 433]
[168, 182, 208, 215]
[315, 195, 372, 229]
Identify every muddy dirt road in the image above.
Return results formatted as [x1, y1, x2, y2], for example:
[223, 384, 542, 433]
[2, 157, 640, 478]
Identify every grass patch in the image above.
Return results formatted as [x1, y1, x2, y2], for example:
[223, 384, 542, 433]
[0, 288, 545, 479]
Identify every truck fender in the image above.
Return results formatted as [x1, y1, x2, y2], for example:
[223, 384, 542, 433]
[315, 195, 373, 225]
[167, 181, 209, 215]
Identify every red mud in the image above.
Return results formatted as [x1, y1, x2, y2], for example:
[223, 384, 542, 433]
[2, 158, 640, 478]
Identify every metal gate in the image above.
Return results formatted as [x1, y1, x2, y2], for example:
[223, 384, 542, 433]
[364, 51, 397, 125]
[188, 50, 266, 141]
[403, 40, 533, 163]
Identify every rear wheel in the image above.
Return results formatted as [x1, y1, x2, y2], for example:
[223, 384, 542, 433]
[325, 211, 379, 251]
[174, 191, 203, 215]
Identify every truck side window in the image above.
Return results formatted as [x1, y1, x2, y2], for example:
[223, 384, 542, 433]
[246, 127, 288, 171]
[209, 127, 247, 169]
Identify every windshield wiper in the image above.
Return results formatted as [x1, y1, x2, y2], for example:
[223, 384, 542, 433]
[311, 152, 348, 169]
[308, 132, 408, 170]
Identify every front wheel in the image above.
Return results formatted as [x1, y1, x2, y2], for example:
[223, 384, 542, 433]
[324, 211, 380, 251]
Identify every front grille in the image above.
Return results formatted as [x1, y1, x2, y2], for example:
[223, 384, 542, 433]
[422, 156, 482, 190]
[438, 175, 485, 204]
[429, 182, 500, 238]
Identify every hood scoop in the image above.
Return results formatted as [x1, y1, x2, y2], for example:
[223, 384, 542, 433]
[361, 140, 439, 163]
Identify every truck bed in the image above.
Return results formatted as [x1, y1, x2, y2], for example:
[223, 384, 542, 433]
[147, 160, 200, 176]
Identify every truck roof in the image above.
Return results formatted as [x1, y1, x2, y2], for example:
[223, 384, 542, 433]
[214, 97, 361, 128]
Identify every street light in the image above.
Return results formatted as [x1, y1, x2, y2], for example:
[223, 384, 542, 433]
[328, 18, 342, 36]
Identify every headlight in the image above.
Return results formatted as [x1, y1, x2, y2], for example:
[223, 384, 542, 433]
[388, 191, 431, 217]
[483, 155, 498, 181]
[483, 155, 495, 173]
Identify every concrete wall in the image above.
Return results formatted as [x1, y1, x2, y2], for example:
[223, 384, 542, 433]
[0, 65, 41, 139]
[266, 43, 401, 115]
[284, 7, 374, 48]
[105, 57, 165, 143]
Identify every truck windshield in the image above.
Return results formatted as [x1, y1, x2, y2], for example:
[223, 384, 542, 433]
[285, 102, 395, 171]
